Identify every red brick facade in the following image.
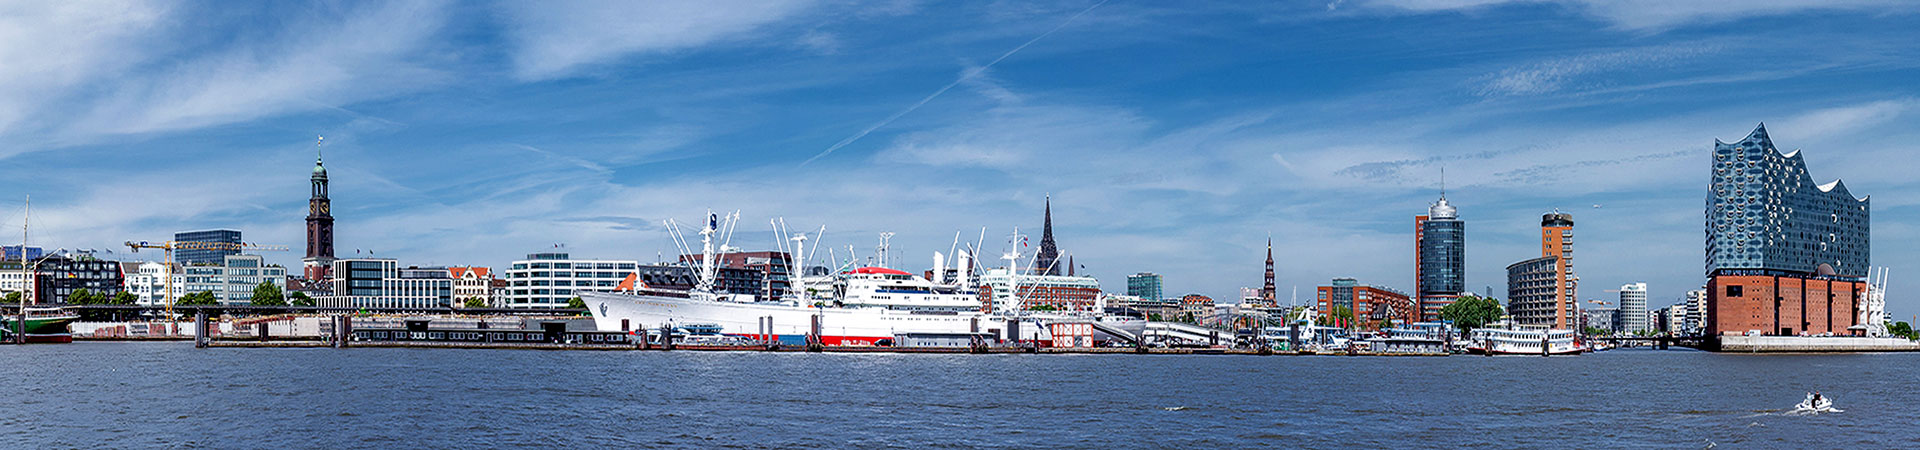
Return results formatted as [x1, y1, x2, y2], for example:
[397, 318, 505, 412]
[1707, 274, 1864, 337]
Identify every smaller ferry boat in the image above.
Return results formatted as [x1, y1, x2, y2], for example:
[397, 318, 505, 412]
[1466, 326, 1580, 355]
[1, 307, 78, 344]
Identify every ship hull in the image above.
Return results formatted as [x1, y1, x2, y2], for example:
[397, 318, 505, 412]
[581, 292, 1061, 346]
[2, 315, 75, 344]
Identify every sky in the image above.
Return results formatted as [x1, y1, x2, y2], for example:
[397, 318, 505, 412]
[0, 0, 1917, 318]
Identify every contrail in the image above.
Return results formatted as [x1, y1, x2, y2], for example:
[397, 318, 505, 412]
[801, 0, 1110, 166]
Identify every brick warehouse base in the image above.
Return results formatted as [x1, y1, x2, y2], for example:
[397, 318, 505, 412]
[1708, 273, 1865, 337]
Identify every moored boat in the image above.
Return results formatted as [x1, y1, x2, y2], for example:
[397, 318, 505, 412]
[1466, 326, 1580, 355]
[1, 307, 77, 344]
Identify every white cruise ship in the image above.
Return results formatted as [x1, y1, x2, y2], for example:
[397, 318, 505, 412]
[581, 213, 1139, 346]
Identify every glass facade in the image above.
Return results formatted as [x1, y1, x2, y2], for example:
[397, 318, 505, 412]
[1126, 272, 1162, 301]
[1706, 124, 1870, 277]
[1418, 219, 1465, 297]
[174, 229, 242, 266]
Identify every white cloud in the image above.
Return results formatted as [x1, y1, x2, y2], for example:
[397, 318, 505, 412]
[497, 0, 820, 81]
[72, 1, 453, 138]
[1775, 99, 1916, 140]
[1355, 0, 1916, 30]
[0, 1, 169, 139]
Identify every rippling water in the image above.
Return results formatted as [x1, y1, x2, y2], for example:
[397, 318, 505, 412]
[7, 343, 1917, 448]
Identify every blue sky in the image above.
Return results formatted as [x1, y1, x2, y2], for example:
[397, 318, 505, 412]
[1, 0, 1917, 318]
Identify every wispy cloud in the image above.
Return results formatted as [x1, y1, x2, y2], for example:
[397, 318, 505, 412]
[1475, 45, 1716, 97]
[1354, 0, 1917, 30]
[1776, 99, 1916, 140]
[800, 0, 1110, 166]
[0, 1, 170, 141]
[497, 0, 820, 81]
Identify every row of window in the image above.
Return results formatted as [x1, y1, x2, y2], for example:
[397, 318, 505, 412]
[510, 262, 638, 270]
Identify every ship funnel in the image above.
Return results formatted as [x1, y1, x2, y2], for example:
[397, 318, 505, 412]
[932, 252, 947, 284]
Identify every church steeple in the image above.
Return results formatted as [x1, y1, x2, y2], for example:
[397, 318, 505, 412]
[304, 135, 336, 281]
[1261, 237, 1276, 304]
[1035, 195, 1061, 276]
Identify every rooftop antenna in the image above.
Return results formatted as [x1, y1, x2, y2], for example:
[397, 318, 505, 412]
[1439, 166, 1446, 199]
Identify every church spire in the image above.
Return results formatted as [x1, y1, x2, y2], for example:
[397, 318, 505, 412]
[1262, 236, 1276, 303]
[1035, 195, 1061, 276]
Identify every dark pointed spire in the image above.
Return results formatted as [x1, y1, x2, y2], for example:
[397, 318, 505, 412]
[1262, 235, 1276, 303]
[1035, 195, 1061, 276]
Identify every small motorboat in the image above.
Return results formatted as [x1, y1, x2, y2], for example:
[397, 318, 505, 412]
[1793, 393, 1842, 413]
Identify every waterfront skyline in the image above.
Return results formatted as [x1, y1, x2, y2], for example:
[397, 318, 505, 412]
[0, 2, 1917, 318]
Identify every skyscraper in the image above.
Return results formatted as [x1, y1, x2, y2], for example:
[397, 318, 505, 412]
[1618, 282, 1648, 333]
[1509, 212, 1577, 328]
[1033, 196, 1061, 276]
[1705, 124, 1870, 337]
[1415, 192, 1465, 322]
[304, 147, 336, 281]
[173, 229, 241, 265]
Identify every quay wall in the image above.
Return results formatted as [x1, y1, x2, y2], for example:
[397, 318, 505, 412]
[1718, 335, 1920, 352]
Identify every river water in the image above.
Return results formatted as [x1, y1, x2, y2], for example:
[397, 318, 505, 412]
[5, 343, 1915, 448]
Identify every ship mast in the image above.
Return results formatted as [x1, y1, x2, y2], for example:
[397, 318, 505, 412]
[15, 195, 27, 344]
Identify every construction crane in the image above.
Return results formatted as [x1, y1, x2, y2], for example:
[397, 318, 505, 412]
[124, 240, 289, 316]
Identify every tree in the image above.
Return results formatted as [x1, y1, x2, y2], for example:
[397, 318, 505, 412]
[176, 291, 219, 306]
[1889, 322, 1919, 340]
[1026, 304, 1058, 311]
[250, 282, 287, 307]
[566, 296, 586, 309]
[1439, 295, 1504, 333]
[288, 291, 314, 307]
[110, 291, 137, 306]
[66, 289, 97, 305]
[3, 292, 18, 303]
[1582, 326, 1611, 337]
[463, 297, 487, 308]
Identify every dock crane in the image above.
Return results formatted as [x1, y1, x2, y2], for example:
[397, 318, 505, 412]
[124, 240, 289, 316]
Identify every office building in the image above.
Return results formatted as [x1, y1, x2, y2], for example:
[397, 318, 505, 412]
[1506, 255, 1560, 326]
[0, 255, 127, 304]
[1316, 278, 1415, 328]
[1179, 294, 1216, 321]
[1619, 282, 1648, 333]
[1126, 272, 1163, 301]
[166, 254, 287, 305]
[1508, 212, 1578, 328]
[1683, 288, 1707, 335]
[174, 229, 242, 265]
[503, 253, 639, 308]
[1584, 307, 1618, 334]
[1105, 294, 1180, 319]
[313, 259, 453, 309]
[977, 268, 1101, 312]
[1705, 124, 1870, 337]
[1415, 191, 1465, 322]
[680, 251, 790, 301]
[2, 246, 43, 261]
